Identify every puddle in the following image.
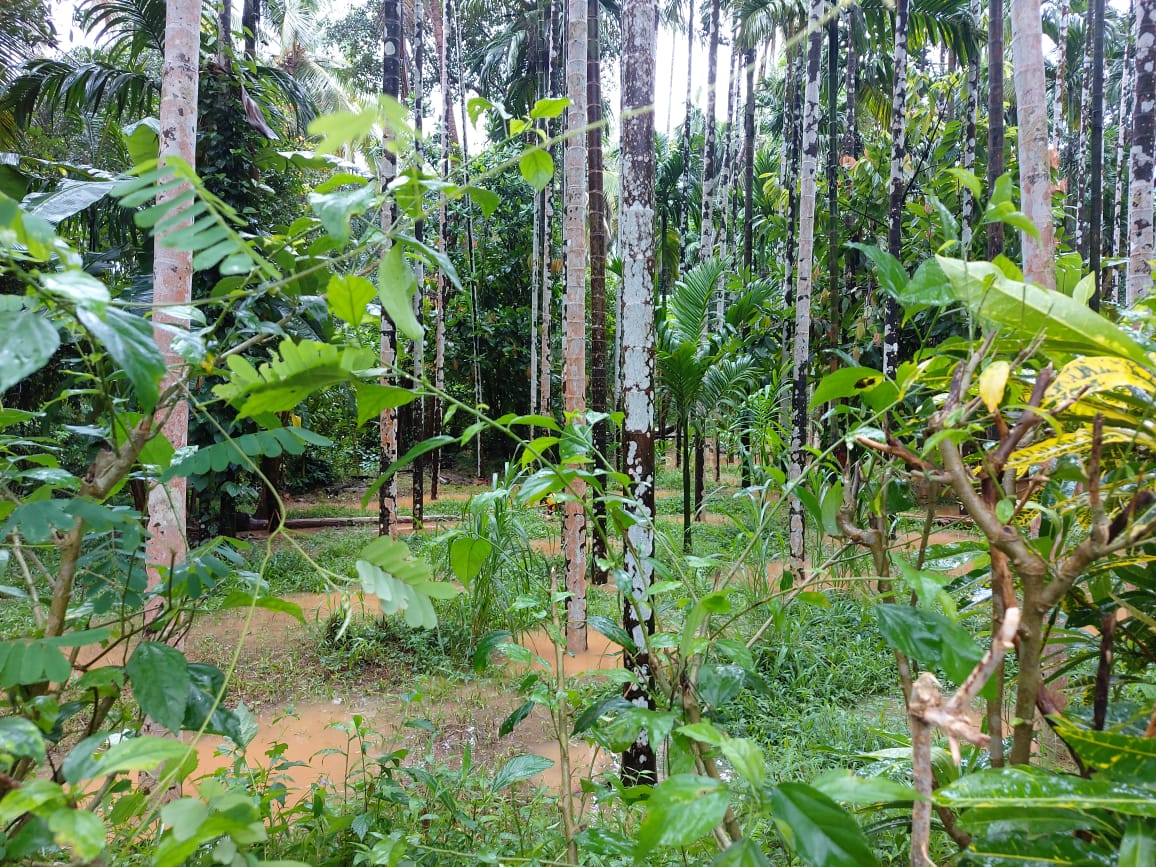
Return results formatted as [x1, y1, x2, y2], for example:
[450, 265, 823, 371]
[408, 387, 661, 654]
[516, 627, 623, 678]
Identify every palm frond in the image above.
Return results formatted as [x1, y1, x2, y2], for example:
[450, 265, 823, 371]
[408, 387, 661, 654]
[667, 256, 728, 345]
[1, 58, 159, 126]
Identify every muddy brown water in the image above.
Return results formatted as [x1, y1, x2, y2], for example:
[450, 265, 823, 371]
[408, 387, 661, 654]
[182, 599, 618, 798]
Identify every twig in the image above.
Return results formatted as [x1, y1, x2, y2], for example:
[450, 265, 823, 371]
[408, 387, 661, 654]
[10, 535, 44, 630]
[908, 608, 1020, 867]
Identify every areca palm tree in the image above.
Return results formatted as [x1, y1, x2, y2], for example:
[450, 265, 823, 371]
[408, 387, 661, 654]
[659, 258, 758, 551]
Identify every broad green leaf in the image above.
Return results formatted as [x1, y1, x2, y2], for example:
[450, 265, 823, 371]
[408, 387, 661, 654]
[77, 306, 166, 412]
[936, 257, 1150, 366]
[947, 167, 983, 199]
[964, 831, 1115, 865]
[572, 695, 634, 735]
[529, 97, 570, 119]
[161, 797, 209, 842]
[126, 642, 189, 733]
[48, 808, 106, 861]
[1050, 719, 1156, 783]
[1120, 818, 1156, 867]
[901, 257, 954, 307]
[636, 774, 730, 854]
[519, 149, 554, 191]
[876, 603, 983, 686]
[377, 244, 423, 341]
[809, 366, 887, 409]
[464, 185, 499, 217]
[41, 270, 110, 309]
[0, 717, 46, 764]
[587, 615, 636, 653]
[721, 737, 766, 790]
[93, 735, 191, 776]
[449, 536, 492, 585]
[697, 663, 746, 709]
[810, 770, 921, 806]
[714, 839, 770, 866]
[0, 779, 65, 825]
[308, 182, 375, 245]
[847, 243, 907, 300]
[937, 767, 1156, 818]
[770, 782, 879, 867]
[492, 754, 553, 791]
[354, 382, 416, 426]
[0, 310, 58, 394]
[24, 178, 118, 225]
[123, 117, 160, 165]
[308, 106, 380, 156]
[326, 273, 377, 325]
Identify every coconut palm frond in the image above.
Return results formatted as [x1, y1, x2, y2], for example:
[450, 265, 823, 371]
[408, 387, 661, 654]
[667, 257, 728, 344]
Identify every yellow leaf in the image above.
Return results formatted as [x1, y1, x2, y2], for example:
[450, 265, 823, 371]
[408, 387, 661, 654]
[1047, 356, 1156, 410]
[979, 361, 1011, 414]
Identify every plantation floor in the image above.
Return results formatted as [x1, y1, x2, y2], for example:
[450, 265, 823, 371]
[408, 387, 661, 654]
[184, 461, 979, 803]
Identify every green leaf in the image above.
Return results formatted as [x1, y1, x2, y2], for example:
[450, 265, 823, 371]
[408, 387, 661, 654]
[308, 181, 374, 245]
[810, 770, 920, 806]
[41, 270, 110, 309]
[0, 779, 65, 825]
[901, 257, 955, 307]
[587, 615, 636, 654]
[0, 501, 76, 545]
[23, 178, 118, 225]
[355, 382, 416, 426]
[713, 839, 771, 866]
[847, 243, 907, 300]
[572, 695, 634, 735]
[0, 310, 58, 395]
[94, 735, 191, 776]
[876, 604, 983, 685]
[123, 118, 160, 165]
[48, 808, 106, 861]
[472, 630, 512, 673]
[364, 435, 456, 504]
[126, 642, 189, 733]
[947, 167, 983, 199]
[697, 663, 746, 709]
[0, 717, 46, 765]
[449, 536, 492, 586]
[77, 306, 166, 412]
[1120, 818, 1156, 867]
[0, 638, 71, 687]
[810, 367, 887, 409]
[721, 737, 766, 789]
[937, 767, 1156, 819]
[326, 273, 377, 326]
[464, 186, 500, 217]
[218, 593, 305, 624]
[161, 797, 209, 843]
[492, 754, 553, 791]
[1051, 720, 1156, 783]
[499, 701, 534, 737]
[770, 782, 879, 867]
[163, 427, 333, 480]
[519, 149, 554, 191]
[936, 257, 1150, 366]
[308, 106, 380, 156]
[529, 97, 570, 119]
[637, 774, 730, 854]
[377, 244, 423, 342]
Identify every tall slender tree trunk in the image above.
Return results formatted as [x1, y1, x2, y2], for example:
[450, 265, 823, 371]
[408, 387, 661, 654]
[562, 0, 589, 653]
[1010, 0, 1056, 289]
[411, 0, 425, 525]
[540, 0, 557, 421]
[452, 0, 482, 476]
[740, 44, 755, 489]
[619, 0, 658, 787]
[1076, 2, 1095, 255]
[1052, 0, 1068, 153]
[587, 0, 609, 584]
[987, 0, 1006, 259]
[883, 0, 910, 378]
[430, 0, 450, 497]
[1126, 0, 1156, 304]
[147, 0, 200, 600]
[218, 0, 231, 57]
[1112, 3, 1134, 303]
[678, 0, 696, 269]
[825, 15, 840, 393]
[1088, 0, 1106, 308]
[789, 0, 825, 577]
[961, 0, 980, 252]
[379, 0, 402, 539]
[699, 0, 722, 266]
